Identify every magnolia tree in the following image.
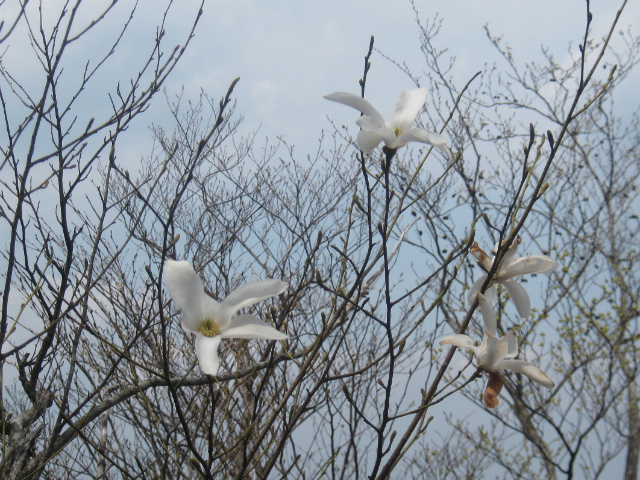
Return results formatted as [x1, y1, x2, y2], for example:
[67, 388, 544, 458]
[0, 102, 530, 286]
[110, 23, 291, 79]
[1, 0, 638, 479]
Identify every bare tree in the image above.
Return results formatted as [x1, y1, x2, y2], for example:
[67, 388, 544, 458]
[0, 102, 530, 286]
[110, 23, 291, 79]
[400, 1, 640, 478]
[0, 1, 207, 477]
[1, 0, 637, 479]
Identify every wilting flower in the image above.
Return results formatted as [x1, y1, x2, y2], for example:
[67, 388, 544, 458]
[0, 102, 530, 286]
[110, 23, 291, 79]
[164, 260, 288, 376]
[468, 237, 558, 317]
[324, 88, 450, 157]
[440, 293, 554, 408]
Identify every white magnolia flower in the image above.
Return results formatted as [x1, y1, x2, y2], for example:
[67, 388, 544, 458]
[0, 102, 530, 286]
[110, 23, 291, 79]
[440, 293, 554, 408]
[164, 260, 288, 376]
[324, 88, 450, 157]
[468, 237, 558, 317]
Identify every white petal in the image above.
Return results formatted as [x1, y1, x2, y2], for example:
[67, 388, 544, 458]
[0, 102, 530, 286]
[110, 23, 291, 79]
[390, 88, 427, 133]
[356, 129, 383, 153]
[497, 359, 554, 388]
[220, 314, 288, 340]
[482, 285, 497, 304]
[470, 243, 494, 272]
[324, 92, 385, 124]
[498, 238, 521, 270]
[504, 329, 518, 358]
[181, 322, 199, 335]
[367, 126, 401, 148]
[396, 128, 448, 149]
[468, 276, 496, 306]
[467, 276, 485, 306]
[441, 145, 456, 167]
[499, 255, 558, 280]
[356, 115, 386, 130]
[477, 334, 509, 371]
[439, 334, 476, 351]
[220, 279, 288, 321]
[163, 260, 205, 332]
[195, 334, 222, 376]
[502, 280, 531, 318]
[201, 295, 226, 329]
[478, 293, 497, 336]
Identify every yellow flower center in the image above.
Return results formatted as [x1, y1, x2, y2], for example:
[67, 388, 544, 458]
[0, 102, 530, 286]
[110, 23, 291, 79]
[198, 318, 221, 337]
[394, 127, 402, 137]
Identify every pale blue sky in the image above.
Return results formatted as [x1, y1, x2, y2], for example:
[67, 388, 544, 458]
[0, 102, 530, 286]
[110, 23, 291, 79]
[165, 0, 638, 156]
[1, 0, 636, 161]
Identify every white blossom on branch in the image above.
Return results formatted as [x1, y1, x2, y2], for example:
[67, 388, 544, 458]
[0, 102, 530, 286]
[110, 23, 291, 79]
[468, 237, 558, 317]
[440, 293, 554, 408]
[324, 88, 450, 157]
[164, 260, 288, 376]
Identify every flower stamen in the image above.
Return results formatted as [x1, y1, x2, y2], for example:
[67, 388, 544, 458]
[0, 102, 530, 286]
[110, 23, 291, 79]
[198, 318, 221, 337]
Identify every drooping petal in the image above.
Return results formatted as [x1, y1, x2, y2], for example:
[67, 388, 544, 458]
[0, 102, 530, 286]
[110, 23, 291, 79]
[478, 293, 497, 336]
[497, 359, 555, 388]
[390, 88, 427, 133]
[219, 279, 288, 322]
[396, 128, 448, 150]
[356, 129, 383, 153]
[195, 334, 222, 376]
[164, 260, 205, 332]
[504, 329, 519, 359]
[502, 280, 531, 318]
[484, 371, 504, 408]
[470, 243, 494, 272]
[499, 255, 559, 280]
[467, 276, 496, 307]
[324, 92, 385, 124]
[439, 334, 477, 351]
[482, 285, 497, 304]
[220, 314, 288, 340]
